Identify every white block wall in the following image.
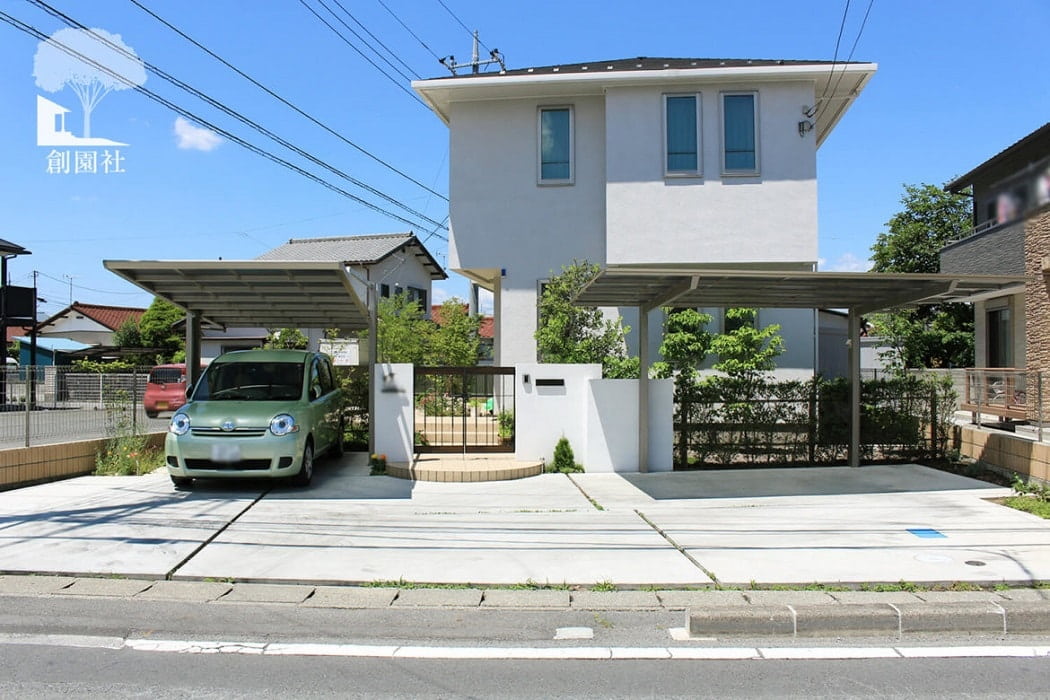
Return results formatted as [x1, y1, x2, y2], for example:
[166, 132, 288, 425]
[373, 362, 414, 464]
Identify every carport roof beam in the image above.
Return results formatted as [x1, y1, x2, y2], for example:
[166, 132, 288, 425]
[104, 259, 370, 330]
[573, 265, 1024, 312]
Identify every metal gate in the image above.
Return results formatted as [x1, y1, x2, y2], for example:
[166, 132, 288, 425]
[413, 366, 515, 453]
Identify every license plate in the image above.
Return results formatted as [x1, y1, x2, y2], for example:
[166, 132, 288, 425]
[156, 401, 169, 411]
[211, 443, 242, 463]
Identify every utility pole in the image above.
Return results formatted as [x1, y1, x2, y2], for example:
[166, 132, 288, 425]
[439, 31, 505, 76]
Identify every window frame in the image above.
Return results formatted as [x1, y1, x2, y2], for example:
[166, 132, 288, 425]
[663, 92, 703, 178]
[537, 105, 575, 186]
[720, 91, 760, 176]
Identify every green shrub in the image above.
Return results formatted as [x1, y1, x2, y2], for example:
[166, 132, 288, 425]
[551, 437, 581, 473]
[96, 434, 162, 475]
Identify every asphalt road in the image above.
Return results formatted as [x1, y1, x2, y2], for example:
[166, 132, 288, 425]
[2, 645, 1048, 699]
[1, 594, 1048, 699]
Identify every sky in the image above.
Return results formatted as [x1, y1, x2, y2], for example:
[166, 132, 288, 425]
[1, 0, 1048, 321]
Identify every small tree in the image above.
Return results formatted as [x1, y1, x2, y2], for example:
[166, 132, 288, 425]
[138, 297, 184, 362]
[376, 292, 430, 364]
[551, 436, 581, 473]
[652, 308, 714, 468]
[264, 328, 308, 350]
[536, 260, 637, 378]
[427, 298, 481, 366]
[711, 308, 784, 380]
[711, 308, 785, 458]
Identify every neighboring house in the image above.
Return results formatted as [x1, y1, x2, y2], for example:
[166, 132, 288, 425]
[34, 302, 145, 346]
[255, 232, 447, 349]
[171, 318, 268, 361]
[15, 336, 90, 367]
[939, 123, 1049, 373]
[413, 57, 876, 375]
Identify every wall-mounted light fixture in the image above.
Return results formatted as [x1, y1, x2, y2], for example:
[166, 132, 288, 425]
[522, 373, 530, 385]
[798, 120, 814, 138]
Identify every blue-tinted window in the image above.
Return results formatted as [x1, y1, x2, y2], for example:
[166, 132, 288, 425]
[539, 108, 571, 181]
[723, 94, 757, 172]
[665, 95, 698, 173]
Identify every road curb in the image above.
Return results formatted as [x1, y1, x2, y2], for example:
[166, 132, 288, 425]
[687, 600, 1050, 638]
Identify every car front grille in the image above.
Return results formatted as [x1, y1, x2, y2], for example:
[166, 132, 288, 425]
[190, 427, 267, 438]
[184, 459, 272, 471]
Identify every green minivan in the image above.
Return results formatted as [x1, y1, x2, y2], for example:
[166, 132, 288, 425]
[165, 349, 343, 489]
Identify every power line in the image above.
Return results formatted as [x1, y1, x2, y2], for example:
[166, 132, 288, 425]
[297, 0, 429, 108]
[434, 0, 490, 52]
[328, 0, 422, 79]
[816, 0, 852, 107]
[127, 0, 446, 201]
[816, 0, 875, 122]
[819, 0, 875, 120]
[25, 0, 447, 232]
[2, 8, 445, 237]
[35, 271, 147, 296]
[375, 0, 443, 61]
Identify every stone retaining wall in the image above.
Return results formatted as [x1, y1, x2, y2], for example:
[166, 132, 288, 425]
[953, 424, 1049, 484]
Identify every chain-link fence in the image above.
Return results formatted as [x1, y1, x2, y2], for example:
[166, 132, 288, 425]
[0, 366, 169, 448]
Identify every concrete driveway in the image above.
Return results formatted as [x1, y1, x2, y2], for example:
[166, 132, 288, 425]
[2, 457, 1048, 587]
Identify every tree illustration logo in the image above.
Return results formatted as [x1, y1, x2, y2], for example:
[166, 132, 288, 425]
[32, 27, 146, 147]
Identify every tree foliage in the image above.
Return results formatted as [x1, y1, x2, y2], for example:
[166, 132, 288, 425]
[111, 318, 142, 348]
[264, 328, 309, 350]
[138, 297, 184, 362]
[427, 299, 481, 366]
[33, 27, 147, 138]
[712, 308, 784, 379]
[535, 260, 636, 378]
[651, 308, 713, 381]
[869, 183, 974, 368]
[375, 292, 430, 364]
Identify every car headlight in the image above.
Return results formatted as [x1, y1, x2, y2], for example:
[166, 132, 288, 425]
[270, 414, 299, 436]
[170, 413, 191, 436]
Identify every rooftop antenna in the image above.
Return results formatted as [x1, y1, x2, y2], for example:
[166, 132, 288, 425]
[439, 31, 505, 76]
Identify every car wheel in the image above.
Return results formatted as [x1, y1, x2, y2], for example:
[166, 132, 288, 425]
[171, 476, 193, 489]
[146, 411, 159, 418]
[292, 440, 314, 487]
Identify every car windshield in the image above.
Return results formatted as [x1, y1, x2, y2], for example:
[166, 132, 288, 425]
[149, 368, 183, 384]
[193, 362, 304, 401]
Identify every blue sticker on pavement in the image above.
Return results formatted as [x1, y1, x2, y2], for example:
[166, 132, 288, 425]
[907, 528, 946, 538]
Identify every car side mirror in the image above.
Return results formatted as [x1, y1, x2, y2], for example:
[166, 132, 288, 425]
[186, 387, 193, 399]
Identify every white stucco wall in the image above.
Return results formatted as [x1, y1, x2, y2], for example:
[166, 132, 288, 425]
[584, 378, 673, 472]
[448, 97, 607, 366]
[445, 80, 820, 367]
[514, 363, 600, 465]
[604, 82, 818, 265]
[373, 362, 414, 464]
[514, 363, 672, 472]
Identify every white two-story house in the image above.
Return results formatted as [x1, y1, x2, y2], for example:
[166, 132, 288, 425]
[414, 57, 876, 372]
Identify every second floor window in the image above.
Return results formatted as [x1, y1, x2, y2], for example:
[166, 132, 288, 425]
[722, 92, 758, 174]
[665, 94, 700, 175]
[539, 106, 573, 183]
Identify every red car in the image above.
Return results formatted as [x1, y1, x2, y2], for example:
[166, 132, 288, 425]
[144, 364, 190, 418]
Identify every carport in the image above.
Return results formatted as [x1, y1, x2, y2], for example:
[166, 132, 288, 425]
[104, 259, 379, 448]
[574, 265, 1024, 469]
